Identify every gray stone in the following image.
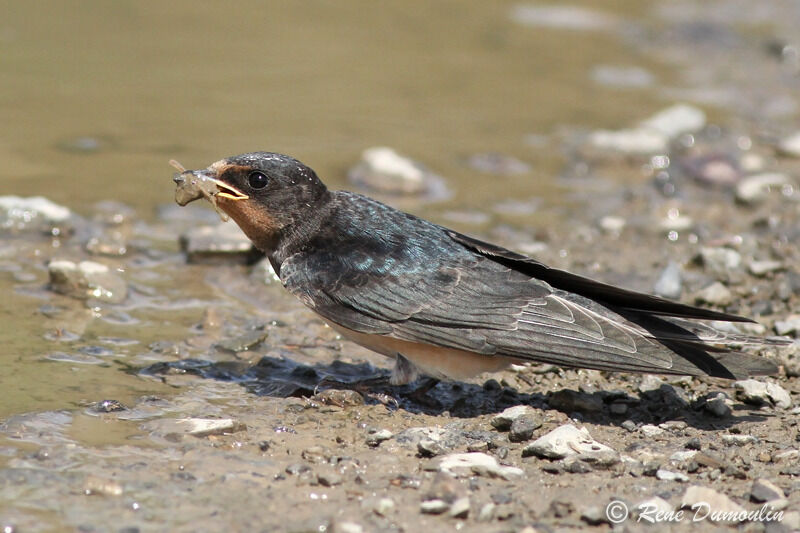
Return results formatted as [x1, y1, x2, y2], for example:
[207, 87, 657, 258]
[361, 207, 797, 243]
[548, 389, 603, 413]
[180, 223, 253, 264]
[750, 478, 784, 503]
[735, 173, 793, 205]
[316, 470, 343, 487]
[704, 393, 732, 417]
[654, 261, 683, 299]
[436, 452, 523, 480]
[693, 282, 733, 307]
[508, 415, 542, 442]
[522, 424, 618, 466]
[491, 405, 535, 431]
[734, 379, 792, 409]
[48, 259, 127, 304]
[417, 439, 447, 457]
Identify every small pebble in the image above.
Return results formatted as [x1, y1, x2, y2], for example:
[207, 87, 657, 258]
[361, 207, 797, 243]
[735, 173, 793, 205]
[448, 496, 470, 518]
[436, 452, 523, 480]
[580, 505, 610, 525]
[721, 434, 758, 446]
[373, 498, 395, 517]
[774, 314, 800, 336]
[508, 416, 542, 442]
[693, 282, 733, 307]
[548, 389, 603, 413]
[748, 260, 784, 277]
[490, 405, 535, 431]
[365, 429, 393, 447]
[750, 478, 784, 503]
[640, 424, 665, 438]
[522, 424, 618, 466]
[653, 261, 682, 299]
[734, 379, 792, 409]
[681, 486, 744, 518]
[348, 147, 447, 197]
[656, 469, 689, 482]
[420, 499, 449, 515]
[697, 247, 742, 276]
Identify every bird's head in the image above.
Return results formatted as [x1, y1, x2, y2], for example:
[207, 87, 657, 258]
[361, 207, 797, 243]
[173, 152, 329, 252]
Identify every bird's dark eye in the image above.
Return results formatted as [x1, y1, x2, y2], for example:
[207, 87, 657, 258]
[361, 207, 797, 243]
[248, 171, 269, 189]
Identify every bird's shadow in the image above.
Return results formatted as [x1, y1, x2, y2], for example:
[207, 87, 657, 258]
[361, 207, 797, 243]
[139, 355, 769, 430]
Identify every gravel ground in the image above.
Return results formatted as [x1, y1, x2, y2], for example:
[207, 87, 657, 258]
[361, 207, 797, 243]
[2, 2, 800, 532]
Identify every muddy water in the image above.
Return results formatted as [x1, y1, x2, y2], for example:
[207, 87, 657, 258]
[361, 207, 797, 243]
[2, 1, 799, 531]
[0, 1, 665, 419]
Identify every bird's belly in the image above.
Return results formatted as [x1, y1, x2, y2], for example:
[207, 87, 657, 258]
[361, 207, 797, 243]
[327, 323, 515, 380]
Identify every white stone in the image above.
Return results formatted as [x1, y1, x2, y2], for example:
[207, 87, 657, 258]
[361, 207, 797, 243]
[640, 104, 706, 139]
[510, 4, 617, 30]
[0, 195, 71, 222]
[734, 379, 792, 409]
[681, 486, 745, 522]
[178, 418, 243, 437]
[437, 452, 523, 480]
[748, 260, 784, 277]
[640, 424, 665, 438]
[670, 450, 697, 462]
[735, 173, 793, 204]
[589, 128, 668, 155]
[337, 522, 364, 533]
[491, 405, 535, 430]
[522, 424, 617, 463]
[774, 314, 800, 336]
[448, 496, 471, 518]
[656, 469, 689, 482]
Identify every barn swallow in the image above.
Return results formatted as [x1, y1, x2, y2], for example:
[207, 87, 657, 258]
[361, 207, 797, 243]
[172, 152, 780, 385]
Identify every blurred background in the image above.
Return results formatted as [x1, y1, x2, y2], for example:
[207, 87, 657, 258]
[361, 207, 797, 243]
[3, 0, 679, 214]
